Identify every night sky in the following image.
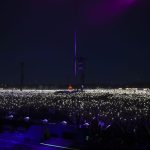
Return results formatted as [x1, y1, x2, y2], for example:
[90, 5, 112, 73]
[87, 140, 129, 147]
[0, 0, 150, 86]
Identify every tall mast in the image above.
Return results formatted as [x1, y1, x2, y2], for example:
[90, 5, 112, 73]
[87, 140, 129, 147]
[20, 62, 24, 91]
[74, 31, 77, 78]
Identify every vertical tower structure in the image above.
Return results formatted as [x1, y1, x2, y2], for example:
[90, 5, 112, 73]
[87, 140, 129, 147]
[20, 62, 24, 91]
[74, 32, 87, 90]
[74, 31, 77, 78]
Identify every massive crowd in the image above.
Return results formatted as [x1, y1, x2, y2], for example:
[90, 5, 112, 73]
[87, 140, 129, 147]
[0, 88, 149, 124]
[0, 88, 150, 149]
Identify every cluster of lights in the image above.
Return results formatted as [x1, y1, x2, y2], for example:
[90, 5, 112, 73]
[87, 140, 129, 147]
[0, 88, 150, 124]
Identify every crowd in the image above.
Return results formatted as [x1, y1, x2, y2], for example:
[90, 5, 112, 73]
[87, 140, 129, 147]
[0, 89, 149, 123]
[0, 88, 150, 149]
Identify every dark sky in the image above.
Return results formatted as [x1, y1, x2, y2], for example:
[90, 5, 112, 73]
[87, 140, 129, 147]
[0, 0, 150, 85]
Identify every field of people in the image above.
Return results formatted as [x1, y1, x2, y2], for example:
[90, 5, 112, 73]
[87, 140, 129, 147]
[0, 88, 149, 124]
[0, 88, 150, 150]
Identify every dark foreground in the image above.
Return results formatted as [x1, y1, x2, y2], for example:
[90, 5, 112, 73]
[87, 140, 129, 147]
[0, 118, 150, 150]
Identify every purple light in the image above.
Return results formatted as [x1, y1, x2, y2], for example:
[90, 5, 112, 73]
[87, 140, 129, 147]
[61, 120, 67, 125]
[98, 121, 105, 128]
[24, 116, 30, 122]
[83, 0, 139, 26]
[7, 115, 14, 120]
[42, 119, 48, 123]
[74, 31, 77, 78]
[83, 122, 90, 128]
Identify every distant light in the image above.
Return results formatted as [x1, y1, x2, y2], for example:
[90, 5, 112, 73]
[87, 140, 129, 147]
[85, 136, 89, 141]
[83, 122, 90, 128]
[42, 119, 48, 124]
[61, 121, 67, 125]
[24, 116, 30, 122]
[40, 142, 79, 150]
[7, 115, 14, 120]
[106, 123, 112, 129]
[68, 85, 73, 91]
